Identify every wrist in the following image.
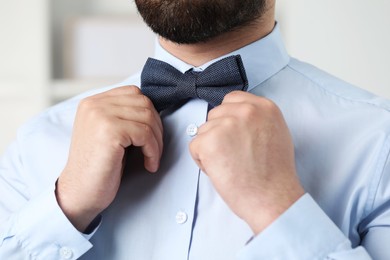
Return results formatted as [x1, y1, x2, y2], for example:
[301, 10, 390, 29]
[245, 188, 305, 235]
[55, 178, 101, 232]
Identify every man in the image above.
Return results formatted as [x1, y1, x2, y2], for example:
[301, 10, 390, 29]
[0, 0, 389, 259]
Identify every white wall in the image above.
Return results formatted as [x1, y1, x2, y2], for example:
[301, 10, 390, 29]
[276, 0, 390, 98]
[0, 0, 49, 154]
[51, 0, 138, 78]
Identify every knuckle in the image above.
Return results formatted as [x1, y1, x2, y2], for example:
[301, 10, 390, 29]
[260, 97, 276, 108]
[260, 98, 281, 115]
[142, 107, 155, 123]
[222, 117, 236, 128]
[189, 139, 196, 152]
[189, 137, 203, 157]
[207, 108, 217, 119]
[94, 118, 117, 143]
[141, 95, 154, 108]
[142, 124, 153, 139]
[78, 98, 101, 116]
[130, 124, 152, 146]
[240, 103, 258, 118]
[127, 85, 141, 94]
[78, 97, 94, 110]
[224, 90, 242, 101]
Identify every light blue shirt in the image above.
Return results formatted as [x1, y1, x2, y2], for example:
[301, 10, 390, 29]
[1, 24, 389, 259]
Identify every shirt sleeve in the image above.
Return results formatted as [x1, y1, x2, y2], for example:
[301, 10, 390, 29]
[0, 141, 94, 259]
[359, 141, 390, 260]
[237, 194, 374, 260]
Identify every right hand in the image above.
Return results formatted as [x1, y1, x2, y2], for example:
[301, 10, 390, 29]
[56, 86, 163, 232]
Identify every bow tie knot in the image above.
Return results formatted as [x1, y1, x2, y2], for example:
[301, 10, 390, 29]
[177, 70, 200, 99]
[141, 55, 248, 112]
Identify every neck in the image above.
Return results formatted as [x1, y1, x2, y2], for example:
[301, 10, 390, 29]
[159, 6, 275, 67]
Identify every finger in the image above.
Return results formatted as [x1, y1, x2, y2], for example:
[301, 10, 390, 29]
[82, 94, 163, 133]
[208, 102, 250, 121]
[222, 92, 280, 117]
[209, 97, 278, 122]
[103, 96, 163, 132]
[102, 103, 163, 154]
[222, 90, 254, 103]
[122, 106, 163, 155]
[142, 144, 162, 173]
[222, 90, 268, 105]
[118, 120, 162, 172]
[111, 94, 162, 132]
[188, 138, 206, 173]
[92, 85, 141, 98]
[125, 113, 163, 160]
[89, 89, 151, 110]
[196, 117, 232, 136]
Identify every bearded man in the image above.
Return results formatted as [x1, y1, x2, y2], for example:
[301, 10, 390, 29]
[0, 0, 389, 259]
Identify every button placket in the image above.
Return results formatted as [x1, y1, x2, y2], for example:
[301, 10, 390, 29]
[165, 99, 208, 258]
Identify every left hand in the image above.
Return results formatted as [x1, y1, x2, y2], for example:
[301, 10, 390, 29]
[189, 91, 305, 234]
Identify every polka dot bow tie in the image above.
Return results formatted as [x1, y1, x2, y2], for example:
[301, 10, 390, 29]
[140, 55, 248, 112]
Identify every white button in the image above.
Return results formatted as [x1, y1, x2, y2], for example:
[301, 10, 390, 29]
[186, 124, 198, 137]
[175, 211, 188, 224]
[60, 247, 73, 259]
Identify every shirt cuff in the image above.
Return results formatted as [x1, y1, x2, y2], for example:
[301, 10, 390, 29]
[237, 194, 350, 259]
[7, 185, 94, 259]
[82, 215, 102, 240]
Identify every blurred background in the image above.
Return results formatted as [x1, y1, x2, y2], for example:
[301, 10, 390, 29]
[0, 0, 390, 154]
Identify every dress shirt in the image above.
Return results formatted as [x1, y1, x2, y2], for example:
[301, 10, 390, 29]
[1, 24, 390, 259]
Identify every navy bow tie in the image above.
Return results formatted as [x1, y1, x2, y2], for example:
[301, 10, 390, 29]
[140, 55, 248, 112]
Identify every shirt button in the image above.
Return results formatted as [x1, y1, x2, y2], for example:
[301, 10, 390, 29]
[60, 247, 73, 259]
[186, 124, 198, 137]
[175, 211, 188, 224]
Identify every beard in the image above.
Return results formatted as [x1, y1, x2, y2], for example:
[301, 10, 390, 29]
[135, 0, 267, 44]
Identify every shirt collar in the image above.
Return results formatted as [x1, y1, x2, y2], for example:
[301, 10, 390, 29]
[153, 23, 290, 91]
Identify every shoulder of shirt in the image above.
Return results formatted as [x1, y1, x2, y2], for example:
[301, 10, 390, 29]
[16, 73, 141, 139]
[286, 57, 390, 113]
